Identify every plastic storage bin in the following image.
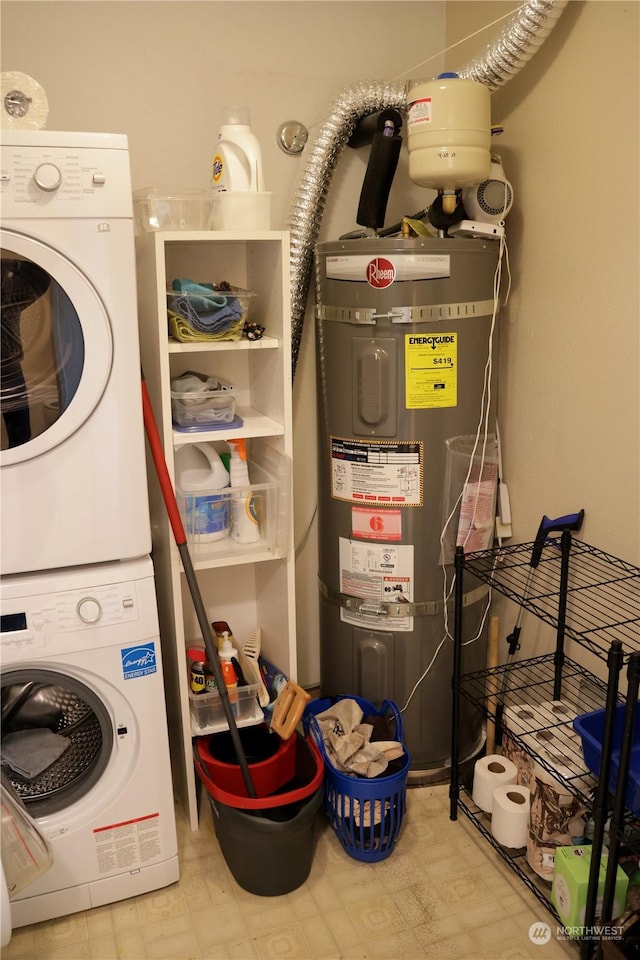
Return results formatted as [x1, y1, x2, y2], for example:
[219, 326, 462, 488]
[133, 188, 208, 233]
[304, 696, 410, 862]
[573, 703, 640, 815]
[188, 682, 260, 733]
[170, 373, 237, 429]
[166, 285, 254, 343]
[177, 441, 291, 561]
[194, 732, 324, 895]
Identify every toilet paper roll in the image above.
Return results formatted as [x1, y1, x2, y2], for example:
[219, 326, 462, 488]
[1, 72, 49, 129]
[472, 754, 518, 813]
[491, 784, 530, 848]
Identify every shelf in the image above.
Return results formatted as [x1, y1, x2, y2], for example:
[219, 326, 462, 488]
[168, 335, 279, 354]
[457, 788, 563, 923]
[172, 407, 284, 446]
[463, 540, 640, 661]
[459, 653, 609, 804]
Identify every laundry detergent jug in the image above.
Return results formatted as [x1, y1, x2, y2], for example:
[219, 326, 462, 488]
[175, 443, 230, 542]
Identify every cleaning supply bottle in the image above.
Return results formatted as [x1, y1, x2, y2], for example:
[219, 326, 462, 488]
[227, 438, 260, 543]
[218, 634, 238, 691]
[211, 105, 265, 193]
[174, 443, 230, 542]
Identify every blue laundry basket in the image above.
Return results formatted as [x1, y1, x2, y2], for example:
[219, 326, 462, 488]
[303, 696, 410, 863]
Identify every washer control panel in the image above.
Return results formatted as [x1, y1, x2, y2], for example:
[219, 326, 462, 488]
[0, 580, 139, 650]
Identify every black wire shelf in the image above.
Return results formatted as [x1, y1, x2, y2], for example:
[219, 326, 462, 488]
[463, 540, 640, 662]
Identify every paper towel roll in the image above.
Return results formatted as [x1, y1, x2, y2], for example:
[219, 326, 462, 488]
[491, 784, 530, 848]
[472, 754, 518, 813]
[1, 73, 49, 129]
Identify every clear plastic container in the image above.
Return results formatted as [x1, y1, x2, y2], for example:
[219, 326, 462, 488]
[170, 374, 237, 428]
[166, 285, 254, 343]
[133, 188, 208, 233]
[188, 683, 260, 733]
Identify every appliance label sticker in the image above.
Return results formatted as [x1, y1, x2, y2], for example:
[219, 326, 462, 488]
[325, 254, 450, 282]
[121, 642, 157, 679]
[93, 813, 162, 874]
[339, 538, 414, 632]
[405, 332, 457, 408]
[330, 437, 422, 506]
[351, 506, 402, 541]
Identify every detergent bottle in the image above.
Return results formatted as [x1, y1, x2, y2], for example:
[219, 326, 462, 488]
[174, 443, 230, 542]
[211, 105, 265, 193]
[227, 438, 260, 544]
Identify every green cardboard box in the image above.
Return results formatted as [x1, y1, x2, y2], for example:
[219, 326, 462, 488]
[551, 845, 629, 934]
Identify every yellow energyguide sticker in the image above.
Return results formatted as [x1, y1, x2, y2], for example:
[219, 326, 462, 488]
[405, 332, 457, 408]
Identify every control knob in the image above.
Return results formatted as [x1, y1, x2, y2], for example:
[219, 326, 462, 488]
[77, 597, 102, 624]
[33, 162, 62, 192]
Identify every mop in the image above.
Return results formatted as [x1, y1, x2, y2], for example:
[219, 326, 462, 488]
[141, 373, 257, 798]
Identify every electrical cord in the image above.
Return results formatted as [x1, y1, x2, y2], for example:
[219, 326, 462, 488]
[400, 234, 508, 714]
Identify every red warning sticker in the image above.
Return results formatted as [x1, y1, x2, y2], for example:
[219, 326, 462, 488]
[352, 506, 402, 541]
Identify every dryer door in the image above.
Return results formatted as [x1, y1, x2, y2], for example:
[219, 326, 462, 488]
[0, 230, 113, 461]
[1, 668, 115, 819]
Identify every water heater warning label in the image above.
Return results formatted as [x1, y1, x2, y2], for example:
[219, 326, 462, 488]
[330, 437, 422, 506]
[405, 332, 457, 408]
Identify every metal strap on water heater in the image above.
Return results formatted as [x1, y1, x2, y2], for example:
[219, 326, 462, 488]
[316, 298, 496, 325]
[319, 578, 489, 618]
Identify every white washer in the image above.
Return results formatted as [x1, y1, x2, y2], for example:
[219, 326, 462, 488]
[1, 130, 150, 575]
[0, 556, 179, 935]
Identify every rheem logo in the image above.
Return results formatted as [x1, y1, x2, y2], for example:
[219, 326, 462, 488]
[367, 257, 395, 288]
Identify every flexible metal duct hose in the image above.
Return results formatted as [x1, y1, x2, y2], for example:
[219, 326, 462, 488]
[288, 0, 568, 378]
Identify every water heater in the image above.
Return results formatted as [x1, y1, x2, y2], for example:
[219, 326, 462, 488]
[315, 235, 500, 780]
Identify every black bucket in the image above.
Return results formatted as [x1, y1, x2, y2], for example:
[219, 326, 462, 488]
[195, 732, 324, 896]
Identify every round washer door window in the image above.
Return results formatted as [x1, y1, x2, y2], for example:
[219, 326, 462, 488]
[1, 230, 112, 462]
[1, 668, 114, 818]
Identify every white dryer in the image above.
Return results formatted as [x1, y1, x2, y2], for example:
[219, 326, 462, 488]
[0, 130, 150, 575]
[0, 556, 179, 934]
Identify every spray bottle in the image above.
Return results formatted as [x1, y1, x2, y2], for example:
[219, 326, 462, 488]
[211, 105, 265, 193]
[227, 438, 260, 544]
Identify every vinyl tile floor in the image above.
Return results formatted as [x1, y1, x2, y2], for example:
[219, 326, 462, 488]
[2, 783, 579, 960]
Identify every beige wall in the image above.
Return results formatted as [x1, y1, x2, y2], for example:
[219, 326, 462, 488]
[2, 2, 638, 683]
[447, 1, 639, 670]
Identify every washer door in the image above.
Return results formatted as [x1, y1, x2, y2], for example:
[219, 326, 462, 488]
[0, 229, 113, 462]
[1, 668, 114, 818]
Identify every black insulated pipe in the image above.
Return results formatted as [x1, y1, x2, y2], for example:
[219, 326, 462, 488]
[356, 120, 402, 230]
[348, 108, 403, 149]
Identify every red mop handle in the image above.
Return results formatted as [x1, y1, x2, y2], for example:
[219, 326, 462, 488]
[141, 377, 186, 545]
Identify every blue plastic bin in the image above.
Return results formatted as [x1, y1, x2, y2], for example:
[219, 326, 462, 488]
[304, 696, 410, 863]
[573, 703, 640, 815]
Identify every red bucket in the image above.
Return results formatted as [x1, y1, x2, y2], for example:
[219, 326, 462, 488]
[195, 723, 297, 799]
[195, 730, 324, 810]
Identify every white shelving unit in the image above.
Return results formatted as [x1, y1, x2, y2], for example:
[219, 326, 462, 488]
[136, 230, 296, 829]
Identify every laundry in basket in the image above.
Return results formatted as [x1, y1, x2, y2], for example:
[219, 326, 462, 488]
[304, 696, 410, 863]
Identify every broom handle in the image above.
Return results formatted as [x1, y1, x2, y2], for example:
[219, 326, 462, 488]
[485, 616, 500, 755]
[141, 375, 257, 798]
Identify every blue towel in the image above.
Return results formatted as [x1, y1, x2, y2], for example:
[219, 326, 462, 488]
[169, 279, 243, 335]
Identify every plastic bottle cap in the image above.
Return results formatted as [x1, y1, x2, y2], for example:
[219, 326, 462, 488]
[222, 105, 251, 126]
[187, 647, 207, 662]
[437, 72, 459, 79]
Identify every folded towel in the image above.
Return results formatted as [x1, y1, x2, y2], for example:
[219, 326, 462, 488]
[1, 728, 71, 780]
[168, 311, 243, 343]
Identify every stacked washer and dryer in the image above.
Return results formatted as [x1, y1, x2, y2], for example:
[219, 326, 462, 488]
[0, 131, 178, 941]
